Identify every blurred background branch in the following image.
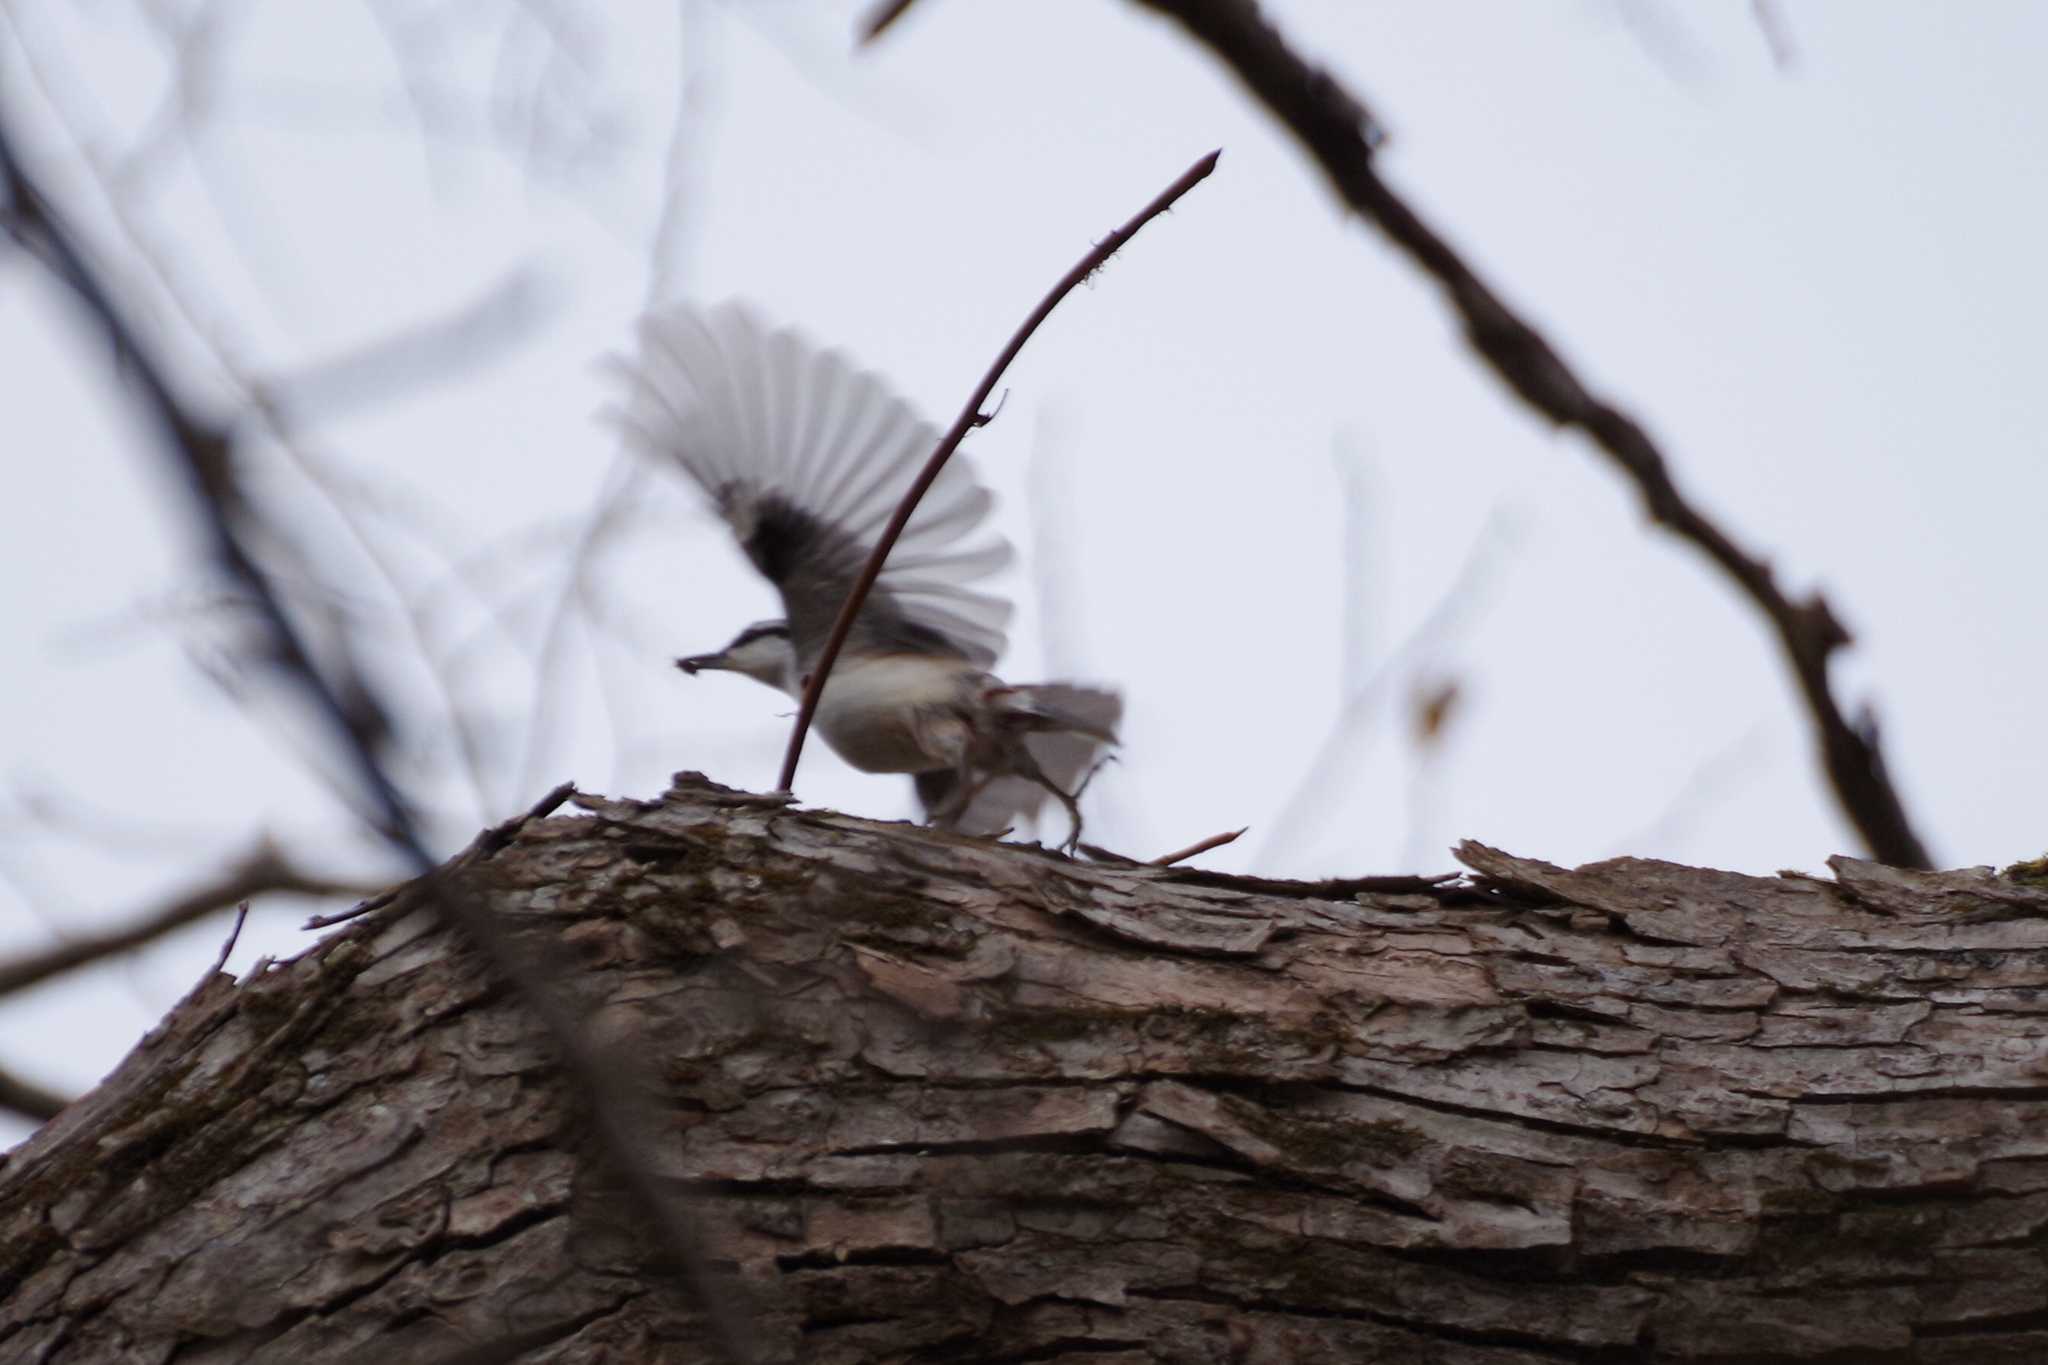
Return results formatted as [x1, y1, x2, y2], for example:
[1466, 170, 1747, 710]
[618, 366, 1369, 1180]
[2, 51, 757, 1363]
[0, 1063, 66, 1125]
[0, 840, 373, 1001]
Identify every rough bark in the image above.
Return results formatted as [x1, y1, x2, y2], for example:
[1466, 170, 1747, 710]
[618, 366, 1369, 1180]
[5, 776, 2048, 1364]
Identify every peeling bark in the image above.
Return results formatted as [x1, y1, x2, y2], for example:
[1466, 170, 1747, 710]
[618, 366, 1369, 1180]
[5, 775, 2048, 1364]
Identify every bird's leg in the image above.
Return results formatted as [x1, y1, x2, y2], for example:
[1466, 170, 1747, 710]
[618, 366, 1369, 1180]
[1006, 745, 1086, 853]
[1048, 782, 1086, 854]
[1039, 776, 1086, 854]
[1072, 754, 1116, 800]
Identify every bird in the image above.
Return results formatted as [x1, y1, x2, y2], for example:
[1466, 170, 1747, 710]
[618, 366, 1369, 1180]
[608, 300, 1120, 850]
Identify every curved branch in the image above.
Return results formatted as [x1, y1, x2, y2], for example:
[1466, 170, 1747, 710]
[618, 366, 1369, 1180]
[774, 148, 1221, 793]
[1132, 0, 1931, 869]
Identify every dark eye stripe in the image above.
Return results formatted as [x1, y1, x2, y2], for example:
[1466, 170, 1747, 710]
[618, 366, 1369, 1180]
[731, 623, 790, 648]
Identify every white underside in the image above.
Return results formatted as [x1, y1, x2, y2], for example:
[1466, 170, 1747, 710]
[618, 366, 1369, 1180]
[807, 655, 977, 773]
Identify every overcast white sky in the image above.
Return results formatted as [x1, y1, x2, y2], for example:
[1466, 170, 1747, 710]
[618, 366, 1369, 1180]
[4, 1, 2045, 1144]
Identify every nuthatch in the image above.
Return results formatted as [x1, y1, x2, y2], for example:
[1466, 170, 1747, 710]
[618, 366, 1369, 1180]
[610, 302, 1120, 849]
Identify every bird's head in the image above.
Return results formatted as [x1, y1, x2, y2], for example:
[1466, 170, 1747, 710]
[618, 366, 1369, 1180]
[676, 619, 796, 692]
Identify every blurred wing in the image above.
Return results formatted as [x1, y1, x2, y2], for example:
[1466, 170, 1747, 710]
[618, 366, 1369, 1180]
[922, 684, 1122, 839]
[608, 301, 1012, 669]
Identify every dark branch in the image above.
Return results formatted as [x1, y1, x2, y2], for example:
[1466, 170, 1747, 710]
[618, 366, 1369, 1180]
[209, 900, 252, 977]
[0, 1062, 69, 1125]
[0, 124, 408, 848]
[858, 0, 921, 43]
[1135, 0, 1930, 869]
[1, 120, 759, 1363]
[0, 844, 367, 1001]
[775, 148, 1221, 793]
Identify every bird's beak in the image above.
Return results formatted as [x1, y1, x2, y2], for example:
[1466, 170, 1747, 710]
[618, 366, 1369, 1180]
[676, 650, 731, 676]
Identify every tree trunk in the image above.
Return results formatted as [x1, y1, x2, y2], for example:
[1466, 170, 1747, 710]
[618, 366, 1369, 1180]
[5, 776, 2048, 1364]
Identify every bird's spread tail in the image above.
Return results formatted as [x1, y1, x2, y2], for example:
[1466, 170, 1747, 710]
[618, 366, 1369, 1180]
[925, 683, 1122, 842]
[986, 683, 1122, 744]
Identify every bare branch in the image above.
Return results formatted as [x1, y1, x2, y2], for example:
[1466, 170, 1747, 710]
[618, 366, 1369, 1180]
[1151, 827, 1247, 866]
[0, 1062, 68, 1125]
[209, 900, 252, 978]
[775, 148, 1222, 793]
[1136, 0, 1931, 868]
[303, 888, 400, 931]
[1, 116, 758, 1363]
[858, 0, 922, 43]
[0, 845, 366, 1001]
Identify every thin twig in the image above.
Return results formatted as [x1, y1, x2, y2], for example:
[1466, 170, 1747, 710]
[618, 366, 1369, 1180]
[1137, 0, 1931, 868]
[1, 121, 757, 1365]
[1332, 437, 1382, 703]
[302, 776, 563, 930]
[304, 888, 401, 931]
[514, 15, 702, 800]
[1151, 827, 1247, 866]
[1257, 508, 1512, 870]
[209, 900, 252, 977]
[775, 149, 1221, 793]
[1609, 722, 1772, 859]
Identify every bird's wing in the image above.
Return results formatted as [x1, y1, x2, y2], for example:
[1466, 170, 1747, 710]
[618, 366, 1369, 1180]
[609, 301, 1012, 669]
